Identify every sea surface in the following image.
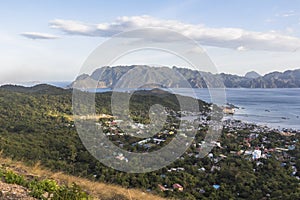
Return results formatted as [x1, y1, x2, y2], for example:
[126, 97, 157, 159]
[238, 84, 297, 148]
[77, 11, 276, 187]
[45, 84, 299, 130]
[172, 88, 300, 130]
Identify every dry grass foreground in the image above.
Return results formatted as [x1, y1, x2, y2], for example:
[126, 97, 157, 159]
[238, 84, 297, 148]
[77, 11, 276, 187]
[0, 155, 168, 200]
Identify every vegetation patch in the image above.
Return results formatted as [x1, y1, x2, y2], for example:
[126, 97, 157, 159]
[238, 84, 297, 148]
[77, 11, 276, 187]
[0, 167, 91, 199]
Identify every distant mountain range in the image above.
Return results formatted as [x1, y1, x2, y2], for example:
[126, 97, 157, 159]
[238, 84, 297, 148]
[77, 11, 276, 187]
[68, 65, 300, 88]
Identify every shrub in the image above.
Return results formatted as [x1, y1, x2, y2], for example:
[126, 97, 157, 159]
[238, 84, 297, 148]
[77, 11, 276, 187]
[4, 170, 26, 186]
[1, 168, 91, 199]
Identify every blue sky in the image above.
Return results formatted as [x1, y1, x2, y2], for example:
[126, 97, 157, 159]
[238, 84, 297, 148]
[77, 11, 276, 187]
[1, 0, 300, 83]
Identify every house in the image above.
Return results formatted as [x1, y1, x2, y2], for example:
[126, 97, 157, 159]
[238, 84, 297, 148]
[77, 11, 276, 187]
[230, 151, 237, 154]
[158, 184, 168, 192]
[211, 165, 221, 172]
[219, 154, 227, 158]
[213, 184, 220, 190]
[153, 138, 166, 144]
[223, 107, 235, 114]
[173, 183, 184, 191]
[169, 131, 174, 135]
[280, 131, 296, 137]
[288, 145, 296, 150]
[198, 167, 206, 172]
[252, 149, 262, 160]
[275, 147, 289, 152]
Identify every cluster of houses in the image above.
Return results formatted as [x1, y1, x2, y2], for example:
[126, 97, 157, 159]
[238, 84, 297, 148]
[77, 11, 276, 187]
[156, 118, 300, 193]
[93, 110, 300, 193]
[212, 119, 299, 178]
[158, 183, 184, 192]
[95, 112, 299, 164]
[96, 110, 205, 148]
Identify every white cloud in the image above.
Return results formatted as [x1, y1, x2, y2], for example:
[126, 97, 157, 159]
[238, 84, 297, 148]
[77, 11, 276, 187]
[279, 10, 297, 17]
[236, 46, 247, 51]
[49, 15, 300, 52]
[21, 32, 59, 39]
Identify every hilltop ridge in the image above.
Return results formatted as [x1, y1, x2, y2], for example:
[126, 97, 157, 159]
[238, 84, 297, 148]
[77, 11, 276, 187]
[0, 84, 69, 94]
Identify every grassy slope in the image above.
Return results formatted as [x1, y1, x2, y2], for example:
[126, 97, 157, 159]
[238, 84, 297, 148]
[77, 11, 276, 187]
[0, 155, 167, 200]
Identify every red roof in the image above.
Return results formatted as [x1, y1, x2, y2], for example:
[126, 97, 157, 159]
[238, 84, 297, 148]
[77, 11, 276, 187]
[173, 183, 183, 189]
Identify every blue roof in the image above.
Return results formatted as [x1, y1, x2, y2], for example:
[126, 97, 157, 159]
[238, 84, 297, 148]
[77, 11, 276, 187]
[213, 184, 220, 189]
[288, 145, 295, 150]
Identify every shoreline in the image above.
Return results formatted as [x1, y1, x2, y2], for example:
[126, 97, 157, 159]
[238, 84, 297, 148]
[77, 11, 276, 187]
[222, 118, 300, 134]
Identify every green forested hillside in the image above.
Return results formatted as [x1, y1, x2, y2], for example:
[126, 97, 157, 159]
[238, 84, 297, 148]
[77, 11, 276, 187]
[0, 85, 300, 199]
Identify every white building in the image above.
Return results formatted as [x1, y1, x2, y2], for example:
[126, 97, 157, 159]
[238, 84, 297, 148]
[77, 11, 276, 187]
[252, 149, 262, 160]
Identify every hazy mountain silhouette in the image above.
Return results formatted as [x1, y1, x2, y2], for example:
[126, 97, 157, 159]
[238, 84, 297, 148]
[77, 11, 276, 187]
[68, 66, 300, 88]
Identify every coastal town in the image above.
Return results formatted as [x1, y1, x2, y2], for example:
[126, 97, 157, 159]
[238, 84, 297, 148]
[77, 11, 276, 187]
[92, 106, 300, 194]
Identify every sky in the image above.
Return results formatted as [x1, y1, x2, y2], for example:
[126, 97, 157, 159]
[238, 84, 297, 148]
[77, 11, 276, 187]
[1, 0, 300, 83]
